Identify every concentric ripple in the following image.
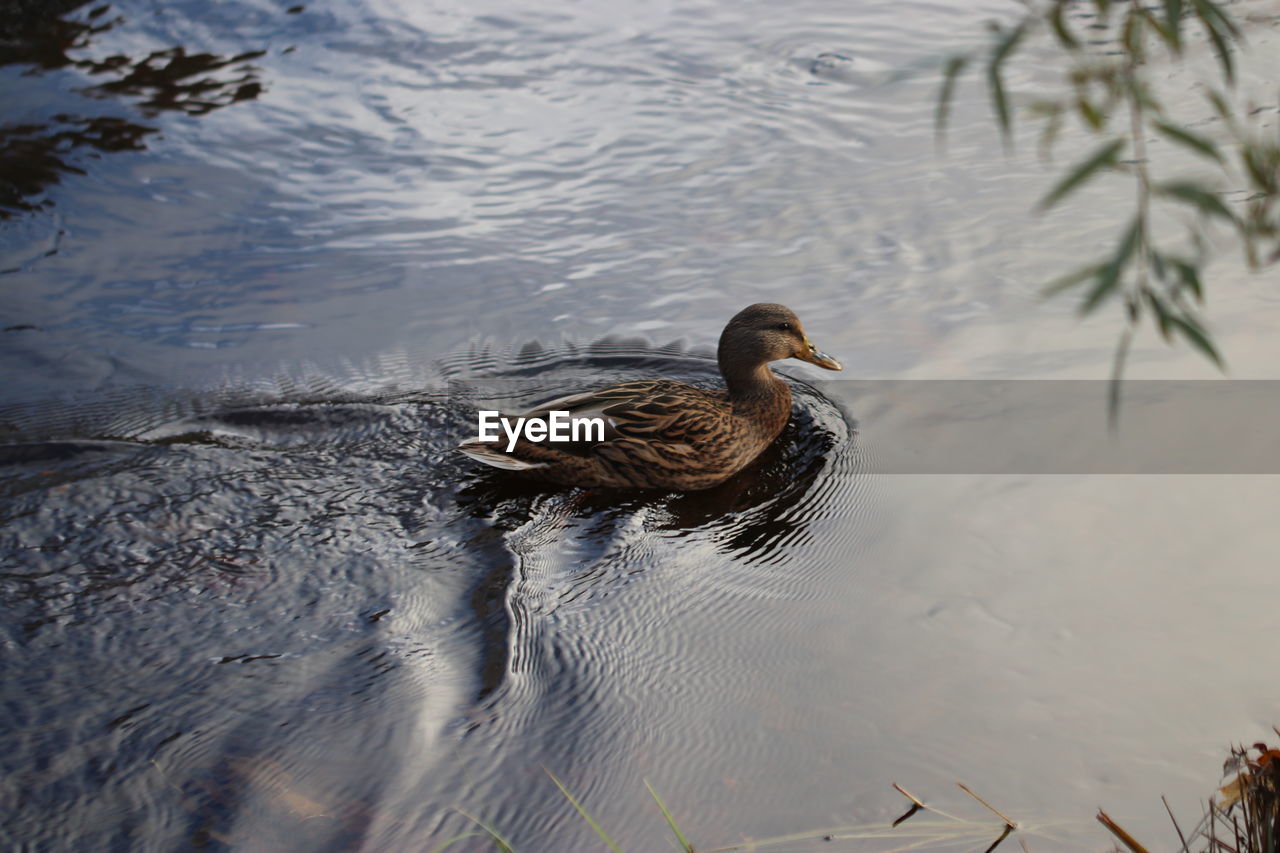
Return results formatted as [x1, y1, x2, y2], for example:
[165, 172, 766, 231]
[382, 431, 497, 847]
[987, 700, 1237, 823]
[0, 338, 877, 850]
[427, 337, 885, 847]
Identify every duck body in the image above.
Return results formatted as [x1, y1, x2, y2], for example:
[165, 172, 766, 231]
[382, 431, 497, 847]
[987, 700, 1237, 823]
[455, 303, 841, 491]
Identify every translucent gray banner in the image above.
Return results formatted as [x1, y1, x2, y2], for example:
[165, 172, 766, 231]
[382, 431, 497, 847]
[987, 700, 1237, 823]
[831, 380, 1280, 474]
[449, 377, 1280, 474]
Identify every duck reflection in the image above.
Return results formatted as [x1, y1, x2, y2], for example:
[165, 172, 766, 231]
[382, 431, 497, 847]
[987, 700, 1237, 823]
[658, 403, 842, 561]
[451, 369, 853, 712]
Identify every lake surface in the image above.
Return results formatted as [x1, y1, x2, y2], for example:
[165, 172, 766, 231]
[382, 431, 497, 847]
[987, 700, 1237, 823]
[2, 0, 1279, 850]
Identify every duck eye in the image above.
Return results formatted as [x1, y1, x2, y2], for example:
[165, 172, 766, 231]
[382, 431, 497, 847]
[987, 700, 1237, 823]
[775, 322, 792, 331]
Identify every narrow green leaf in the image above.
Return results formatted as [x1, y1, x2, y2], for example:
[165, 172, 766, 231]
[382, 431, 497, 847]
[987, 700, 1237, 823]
[987, 21, 1028, 144]
[1076, 96, 1105, 131]
[992, 19, 1028, 64]
[1193, 0, 1241, 39]
[1162, 0, 1184, 49]
[1153, 120, 1223, 164]
[935, 53, 970, 144]
[1203, 87, 1232, 124]
[644, 780, 694, 853]
[1038, 108, 1065, 162]
[988, 68, 1010, 144]
[1121, 7, 1145, 61]
[1143, 289, 1174, 339]
[1094, 0, 1112, 21]
[1043, 261, 1107, 297]
[1049, 1, 1079, 50]
[1037, 139, 1125, 212]
[1156, 181, 1236, 223]
[1138, 7, 1177, 53]
[1149, 247, 1167, 282]
[1081, 216, 1142, 315]
[1203, 22, 1234, 84]
[1240, 145, 1280, 194]
[1190, 0, 1236, 84]
[1172, 256, 1203, 302]
[1168, 314, 1224, 368]
[547, 772, 624, 853]
[1170, 258, 1204, 302]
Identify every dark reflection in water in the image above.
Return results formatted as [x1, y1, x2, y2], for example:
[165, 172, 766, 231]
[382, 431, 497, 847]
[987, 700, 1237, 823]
[0, 343, 862, 849]
[79, 46, 266, 116]
[440, 340, 864, 807]
[0, 1, 265, 219]
[0, 116, 155, 219]
[0, 0, 101, 69]
[451, 409, 846, 720]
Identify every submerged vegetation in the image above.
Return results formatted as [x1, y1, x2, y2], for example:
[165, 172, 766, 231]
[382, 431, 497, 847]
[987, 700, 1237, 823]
[1100, 737, 1280, 853]
[938, 0, 1280, 416]
[443, 739, 1280, 851]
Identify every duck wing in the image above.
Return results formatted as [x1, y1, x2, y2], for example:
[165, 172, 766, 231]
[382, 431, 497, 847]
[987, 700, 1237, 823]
[522, 379, 727, 448]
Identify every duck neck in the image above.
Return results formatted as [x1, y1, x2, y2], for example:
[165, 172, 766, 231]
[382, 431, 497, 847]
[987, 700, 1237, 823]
[721, 358, 791, 412]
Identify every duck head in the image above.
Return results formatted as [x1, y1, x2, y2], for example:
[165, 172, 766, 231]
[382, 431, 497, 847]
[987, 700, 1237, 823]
[718, 303, 843, 373]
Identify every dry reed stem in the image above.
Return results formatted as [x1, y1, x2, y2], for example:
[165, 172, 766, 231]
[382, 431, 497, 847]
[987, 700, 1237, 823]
[1097, 809, 1151, 853]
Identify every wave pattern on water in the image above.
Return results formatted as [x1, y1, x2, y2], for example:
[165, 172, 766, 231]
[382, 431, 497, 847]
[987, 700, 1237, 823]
[0, 338, 871, 850]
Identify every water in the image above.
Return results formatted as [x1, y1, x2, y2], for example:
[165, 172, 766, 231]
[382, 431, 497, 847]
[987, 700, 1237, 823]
[3, 0, 1279, 850]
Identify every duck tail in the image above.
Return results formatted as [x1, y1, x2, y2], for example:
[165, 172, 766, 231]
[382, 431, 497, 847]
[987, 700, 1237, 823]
[455, 438, 549, 472]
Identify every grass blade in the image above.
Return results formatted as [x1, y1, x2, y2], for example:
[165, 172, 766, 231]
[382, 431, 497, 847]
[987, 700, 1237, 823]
[1161, 795, 1192, 853]
[455, 809, 517, 853]
[1037, 139, 1124, 212]
[431, 831, 499, 853]
[547, 771, 625, 853]
[644, 780, 694, 852]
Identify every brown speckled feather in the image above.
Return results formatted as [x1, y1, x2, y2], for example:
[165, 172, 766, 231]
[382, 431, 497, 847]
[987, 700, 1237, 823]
[495, 378, 788, 489]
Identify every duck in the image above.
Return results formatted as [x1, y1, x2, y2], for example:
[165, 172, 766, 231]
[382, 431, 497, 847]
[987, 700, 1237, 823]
[455, 303, 842, 490]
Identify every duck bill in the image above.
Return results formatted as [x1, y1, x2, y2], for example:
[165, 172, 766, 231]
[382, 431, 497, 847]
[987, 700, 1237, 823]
[795, 339, 842, 371]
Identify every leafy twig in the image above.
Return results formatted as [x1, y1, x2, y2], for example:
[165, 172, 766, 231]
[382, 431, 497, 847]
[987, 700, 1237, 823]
[937, 0, 1278, 406]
